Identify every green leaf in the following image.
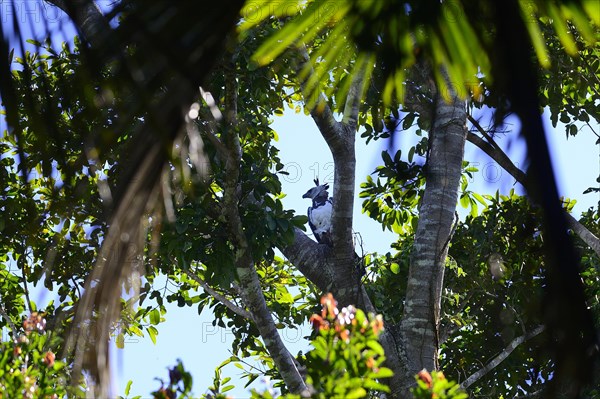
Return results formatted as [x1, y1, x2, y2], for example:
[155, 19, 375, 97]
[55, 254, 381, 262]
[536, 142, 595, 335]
[366, 340, 385, 356]
[402, 113, 416, 130]
[345, 387, 367, 399]
[147, 326, 158, 345]
[26, 39, 42, 47]
[390, 262, 400, 274]
[569, 124, 578, 136]
[370, 367, 394, 378]
[149, 308, 160, 325]
[125, 380, 133, 395]
[244, 373, 259, 388]
[472, 192, 487, 205]
[218, 357, 236, 369]
[362, 380, 391, 392]
[222, 385, 235, 393]
[459, 193, 470, 208]
[381, 150, 393, 165]
[292, 214, 309, 226]
[116, 333, 125, 349]
[129, 325, 144, 337]
[469, 201, 478, 217]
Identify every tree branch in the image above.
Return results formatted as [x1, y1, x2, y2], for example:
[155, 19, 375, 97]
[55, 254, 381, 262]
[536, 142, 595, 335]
[278, 228, 335, 292]
[293, 44, 360, 297]
[466, 130, 527, 183]
[466, 121, 600, 259]
[460, 325, 545, 389]
[44, 0, 109, 47]
[341, 55, 367, 129]
[21, 264, 33, 314]
[467, 114, 503, 152]
[514, 389, 545, 398]
[564, 212, 600, 261]
[184, 271, 253, 320]
[328, 58, 366, 269]
[0, 302, 17, 338]
[219, 66, 308, 394]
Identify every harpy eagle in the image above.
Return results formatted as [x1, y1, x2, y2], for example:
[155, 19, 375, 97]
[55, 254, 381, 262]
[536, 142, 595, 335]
[302, 178, 333, 247]
[302, 179, 366, 277]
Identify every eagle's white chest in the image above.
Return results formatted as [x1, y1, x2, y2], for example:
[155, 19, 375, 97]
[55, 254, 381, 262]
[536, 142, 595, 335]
[310, 201, 332, 234]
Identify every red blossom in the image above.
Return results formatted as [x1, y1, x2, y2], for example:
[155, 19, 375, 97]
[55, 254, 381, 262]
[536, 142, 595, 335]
[309, 314, 329, 331]
[417, 369, 433, 388]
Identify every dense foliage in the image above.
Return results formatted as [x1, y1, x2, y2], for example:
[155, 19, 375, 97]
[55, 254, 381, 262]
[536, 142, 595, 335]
[0, 0, 599, 398]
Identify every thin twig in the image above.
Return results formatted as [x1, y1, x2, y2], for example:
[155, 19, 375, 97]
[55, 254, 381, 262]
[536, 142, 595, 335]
[71, 277, 82, 300]
[467, 114, 503, 151]
[184, 271, 253, 320]
[0, 302, 17, 339]
[460, 325, 545, 389]
[21, 258, 33, 314]
[514, 388, 545, 398]
[585, 120, 599, 138]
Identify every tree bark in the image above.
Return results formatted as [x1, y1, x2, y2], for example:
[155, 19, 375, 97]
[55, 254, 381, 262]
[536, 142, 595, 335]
[45, 0, 108, 47]
[399, 82, 467, 392]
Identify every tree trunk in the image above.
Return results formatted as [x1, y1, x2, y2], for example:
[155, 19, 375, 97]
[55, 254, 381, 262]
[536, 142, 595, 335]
[399, 86, 467, 391]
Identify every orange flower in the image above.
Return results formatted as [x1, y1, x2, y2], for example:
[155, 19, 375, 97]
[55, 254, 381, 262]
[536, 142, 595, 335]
[43, 351, 55, 368]
[365, 357, 376, 370]
[338, 328, 350, 342]
[417, 369, 432, 388]
[371, 314, 384, 335]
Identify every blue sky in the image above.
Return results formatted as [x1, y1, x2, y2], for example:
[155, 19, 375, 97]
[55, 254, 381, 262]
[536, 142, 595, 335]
[1, 1, 599, 397]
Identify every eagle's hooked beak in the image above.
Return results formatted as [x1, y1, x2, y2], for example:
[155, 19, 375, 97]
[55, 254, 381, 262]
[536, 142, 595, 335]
[302, 191, 311, 199]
